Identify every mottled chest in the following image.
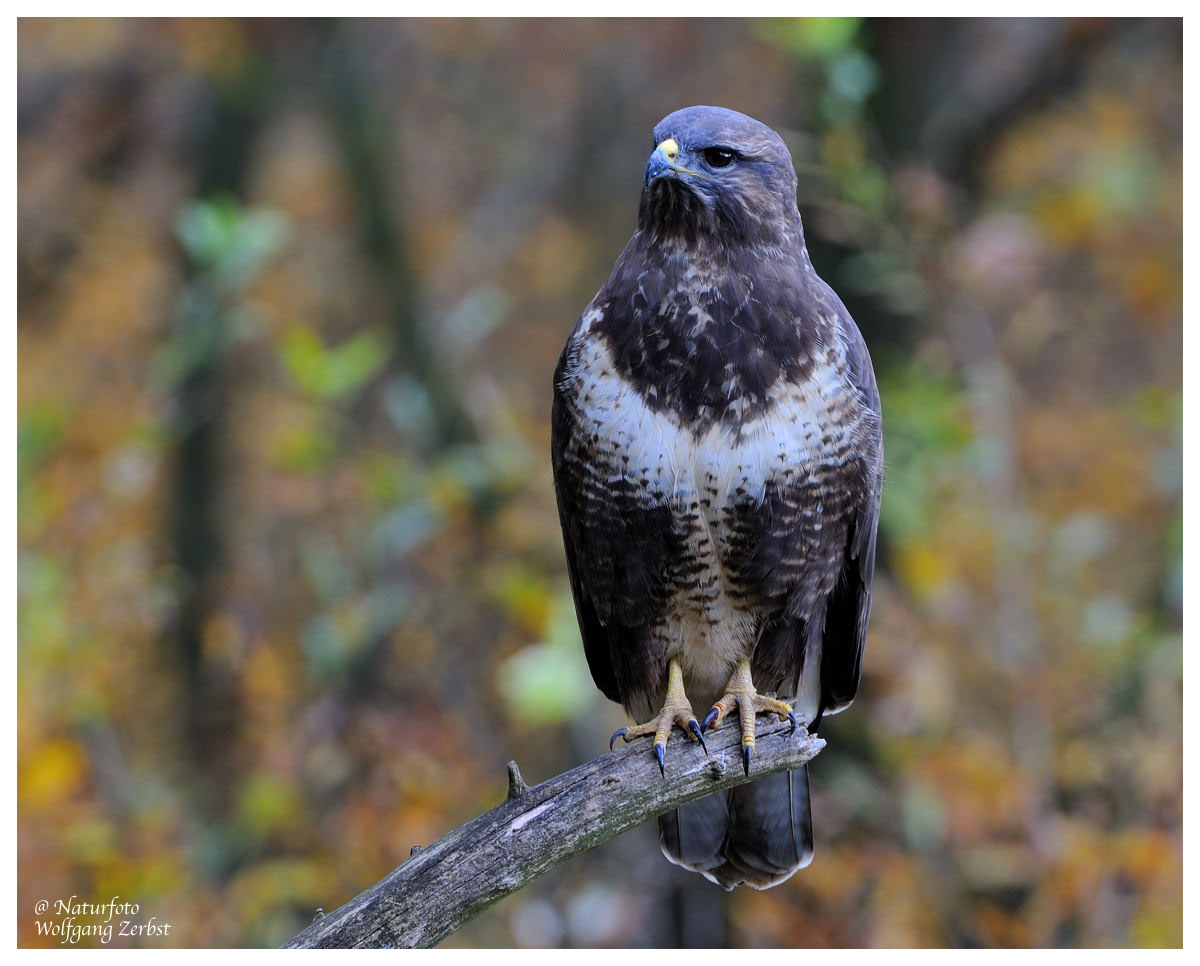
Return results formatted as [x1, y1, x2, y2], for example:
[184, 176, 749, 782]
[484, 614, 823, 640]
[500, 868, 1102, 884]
[591, 266, 819, 435]
[565, 318, 868, 511]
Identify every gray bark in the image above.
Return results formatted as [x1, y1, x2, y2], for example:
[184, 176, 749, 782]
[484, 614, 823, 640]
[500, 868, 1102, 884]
[284, 720, 824, 948]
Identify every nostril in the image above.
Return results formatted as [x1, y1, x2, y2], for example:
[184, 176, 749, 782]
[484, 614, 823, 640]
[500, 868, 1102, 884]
[657, 138, 680, 162]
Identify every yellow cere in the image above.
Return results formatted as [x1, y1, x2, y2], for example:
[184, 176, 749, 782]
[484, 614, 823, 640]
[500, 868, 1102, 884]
[657, 138, 679, 162]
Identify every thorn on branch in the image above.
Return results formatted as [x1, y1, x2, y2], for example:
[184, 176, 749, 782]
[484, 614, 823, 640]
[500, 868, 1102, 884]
[506, 760, 530, 801]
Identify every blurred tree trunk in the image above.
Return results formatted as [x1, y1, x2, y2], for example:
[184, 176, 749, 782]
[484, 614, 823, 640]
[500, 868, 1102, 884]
[166, 46, 272, 823]
[317, 19, 470, 448]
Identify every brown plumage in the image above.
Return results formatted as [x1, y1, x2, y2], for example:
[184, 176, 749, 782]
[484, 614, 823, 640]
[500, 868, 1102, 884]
[551, 106, 882, 889]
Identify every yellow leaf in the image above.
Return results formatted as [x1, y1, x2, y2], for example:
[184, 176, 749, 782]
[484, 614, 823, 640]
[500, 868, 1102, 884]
[21, 737, 86, 808]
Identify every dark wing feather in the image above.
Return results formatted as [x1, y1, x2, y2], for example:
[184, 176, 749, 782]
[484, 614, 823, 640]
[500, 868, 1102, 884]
[820, 299, 883, 715]
[551, 330, 675, 714]
[556, 511, 620, 703]
[819, 495, 878, 714]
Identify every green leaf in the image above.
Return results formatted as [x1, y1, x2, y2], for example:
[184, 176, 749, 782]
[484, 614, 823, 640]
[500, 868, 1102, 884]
[175, 196, 290, 292]
[18, 404, 66, 486]
[279, 326, 390, 401]
[757, 17, 863, 61]
[497, 595, 592, 727]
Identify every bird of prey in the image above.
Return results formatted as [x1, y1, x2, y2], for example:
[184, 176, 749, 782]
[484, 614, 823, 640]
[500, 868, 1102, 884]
[551, 106, 882, 890]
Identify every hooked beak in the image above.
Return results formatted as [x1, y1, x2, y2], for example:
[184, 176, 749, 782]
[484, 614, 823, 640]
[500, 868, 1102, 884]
[645, 137, 711, 186]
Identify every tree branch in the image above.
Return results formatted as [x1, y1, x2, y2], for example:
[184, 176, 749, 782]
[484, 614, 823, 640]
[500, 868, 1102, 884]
[284, 720, 825, 948]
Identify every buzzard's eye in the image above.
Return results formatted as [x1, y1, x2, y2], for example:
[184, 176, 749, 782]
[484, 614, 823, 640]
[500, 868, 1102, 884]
[702, 147, 736, 168]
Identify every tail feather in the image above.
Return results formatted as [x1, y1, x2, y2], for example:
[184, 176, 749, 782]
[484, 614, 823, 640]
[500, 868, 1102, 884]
[718, 766, 814, 889]
[658, 766, 814, 890]
[658, 789, 728, 874]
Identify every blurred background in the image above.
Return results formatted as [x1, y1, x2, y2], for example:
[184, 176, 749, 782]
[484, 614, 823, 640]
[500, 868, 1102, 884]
[17, 17, 1181, 948]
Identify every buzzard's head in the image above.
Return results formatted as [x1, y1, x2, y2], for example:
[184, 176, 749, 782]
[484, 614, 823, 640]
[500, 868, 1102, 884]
[638, 105, 801, 248]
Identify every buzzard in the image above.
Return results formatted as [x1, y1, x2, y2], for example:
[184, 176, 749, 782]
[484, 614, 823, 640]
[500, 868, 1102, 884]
[551, 106, 882, 889]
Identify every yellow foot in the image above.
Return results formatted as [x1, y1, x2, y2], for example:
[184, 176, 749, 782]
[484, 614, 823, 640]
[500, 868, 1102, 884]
[610, 658, 707, 775]
[701, 658, 799, 776]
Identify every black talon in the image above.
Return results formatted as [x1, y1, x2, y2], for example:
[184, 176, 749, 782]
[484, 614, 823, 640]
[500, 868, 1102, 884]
[742, 744, 752, 777]
[609, 728, 626, 751]
[702, 707, 719, 732]
[788, 710, 799, 735]
[654, 743, 666, 777]
[689, 719, 708, 754]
